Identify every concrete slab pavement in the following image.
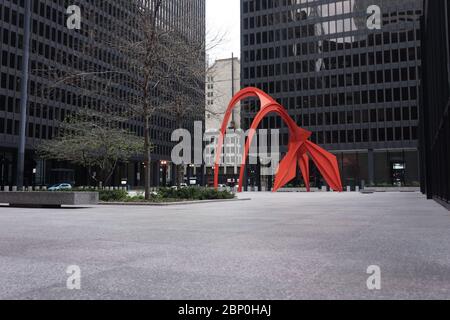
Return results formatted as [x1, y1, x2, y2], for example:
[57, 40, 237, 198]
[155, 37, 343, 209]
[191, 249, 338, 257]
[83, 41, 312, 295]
[0, 192, 449, 299]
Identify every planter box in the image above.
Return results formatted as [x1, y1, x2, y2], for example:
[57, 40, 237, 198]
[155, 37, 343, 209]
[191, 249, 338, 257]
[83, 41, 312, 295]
[0, 192, 99, 208]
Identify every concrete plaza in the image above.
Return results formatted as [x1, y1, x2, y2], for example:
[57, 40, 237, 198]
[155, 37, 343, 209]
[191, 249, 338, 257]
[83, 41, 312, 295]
[0, 192, 449, 300]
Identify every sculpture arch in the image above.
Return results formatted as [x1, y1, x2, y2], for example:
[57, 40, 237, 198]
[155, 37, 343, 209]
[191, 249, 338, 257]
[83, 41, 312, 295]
[214, 87, 343, 193]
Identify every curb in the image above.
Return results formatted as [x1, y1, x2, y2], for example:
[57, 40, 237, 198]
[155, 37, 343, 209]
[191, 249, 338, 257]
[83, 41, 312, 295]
[98, 198, 251, 206]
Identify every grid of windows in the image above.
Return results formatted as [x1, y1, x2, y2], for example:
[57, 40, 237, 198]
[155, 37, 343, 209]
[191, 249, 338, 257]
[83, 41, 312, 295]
[0, 0, 205, 186]
[241, 0, 422, 187]
[0, 0, 204, 154]
[241, 0, 421, 146]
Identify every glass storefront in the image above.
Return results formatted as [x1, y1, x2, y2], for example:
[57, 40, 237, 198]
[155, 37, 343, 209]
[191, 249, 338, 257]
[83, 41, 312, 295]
[335, 150, 419, 188]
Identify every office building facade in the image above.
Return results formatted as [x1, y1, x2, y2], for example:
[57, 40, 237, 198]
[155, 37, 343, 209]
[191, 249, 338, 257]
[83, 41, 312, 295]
[241, 0, 422, 189]
[420, 0, 450, 207]
[205, 57, 242, 185]
[0, 0, 205, 188]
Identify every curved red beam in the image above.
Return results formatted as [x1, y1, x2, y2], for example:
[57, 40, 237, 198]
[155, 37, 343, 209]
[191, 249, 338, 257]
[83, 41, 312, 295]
[213, 87, 275, 187]
[214, 88, 343, 193]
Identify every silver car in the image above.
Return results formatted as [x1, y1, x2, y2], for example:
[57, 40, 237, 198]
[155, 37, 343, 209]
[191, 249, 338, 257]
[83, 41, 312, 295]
[48, 183, 73, 191]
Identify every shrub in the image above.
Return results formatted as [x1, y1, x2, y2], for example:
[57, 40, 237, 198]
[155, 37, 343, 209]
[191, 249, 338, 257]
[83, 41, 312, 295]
[99, 189, 128, 202]
[157, 187, 234, 201]
[96, 187, 234, 202]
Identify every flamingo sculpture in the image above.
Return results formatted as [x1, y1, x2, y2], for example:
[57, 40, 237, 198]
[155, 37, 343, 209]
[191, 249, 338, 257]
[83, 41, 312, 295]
[214, 87, 343, 193]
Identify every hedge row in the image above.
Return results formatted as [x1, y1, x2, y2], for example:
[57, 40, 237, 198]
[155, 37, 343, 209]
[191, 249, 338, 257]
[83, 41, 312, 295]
[95, 187, 235, 202]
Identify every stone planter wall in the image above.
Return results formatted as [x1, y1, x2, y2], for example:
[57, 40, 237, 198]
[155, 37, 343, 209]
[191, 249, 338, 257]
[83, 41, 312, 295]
[0, 192, 99, 207]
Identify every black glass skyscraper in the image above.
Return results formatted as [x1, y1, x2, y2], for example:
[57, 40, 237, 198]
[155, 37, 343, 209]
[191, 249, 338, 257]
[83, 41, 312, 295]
[0, 0, 205, 188]
[421, 0, 450, 208]
[241, 0, 422, 189]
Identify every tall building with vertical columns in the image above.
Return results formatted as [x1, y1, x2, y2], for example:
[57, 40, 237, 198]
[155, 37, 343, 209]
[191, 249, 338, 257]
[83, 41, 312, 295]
[0, 0, 205, 188]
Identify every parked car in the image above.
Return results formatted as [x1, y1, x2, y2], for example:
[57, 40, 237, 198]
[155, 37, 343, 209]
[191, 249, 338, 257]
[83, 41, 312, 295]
[48, 183, 73, 191]
[170, 183, 188, 190]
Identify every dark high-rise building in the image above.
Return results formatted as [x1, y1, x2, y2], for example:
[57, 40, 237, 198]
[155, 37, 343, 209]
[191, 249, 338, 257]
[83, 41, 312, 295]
[241, 0, 423, 189]
[0, 0, 205, 188]
[420, 0, 450, 208]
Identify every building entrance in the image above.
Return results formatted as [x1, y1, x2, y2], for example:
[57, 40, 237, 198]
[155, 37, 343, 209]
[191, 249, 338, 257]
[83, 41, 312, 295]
[392, 162, 406, 187]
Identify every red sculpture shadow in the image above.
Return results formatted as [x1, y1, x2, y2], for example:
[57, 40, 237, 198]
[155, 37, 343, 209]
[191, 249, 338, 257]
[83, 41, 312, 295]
[214, 87, 343, 193]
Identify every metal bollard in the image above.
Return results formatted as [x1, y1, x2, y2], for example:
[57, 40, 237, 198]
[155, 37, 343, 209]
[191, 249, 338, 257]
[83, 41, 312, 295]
[347, 186, 351, 192]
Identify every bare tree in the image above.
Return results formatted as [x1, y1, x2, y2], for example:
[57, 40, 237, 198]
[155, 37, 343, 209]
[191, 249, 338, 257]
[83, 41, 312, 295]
[101, 0, 209, 198]
[37, 1, 220, 197]
[37, 107, 144, 187]
[160, 40, 206, 186]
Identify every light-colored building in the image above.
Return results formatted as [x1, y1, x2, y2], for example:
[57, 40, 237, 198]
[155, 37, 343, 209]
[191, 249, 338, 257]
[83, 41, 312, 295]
[205, 57, 241, 131]
[205, 57, 242, 186]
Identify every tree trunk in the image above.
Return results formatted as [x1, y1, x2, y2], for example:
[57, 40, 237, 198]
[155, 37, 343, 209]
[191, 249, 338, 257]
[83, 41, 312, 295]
[142, 0, 162, 200]
[104, 160, 119, 187]
[87, 166, 92, 187]
[144, 115, 152, 200]
[176, 164, 184, 187]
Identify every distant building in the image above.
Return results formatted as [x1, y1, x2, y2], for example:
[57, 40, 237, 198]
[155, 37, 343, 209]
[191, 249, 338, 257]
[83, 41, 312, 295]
[241, 0, 423, 190]
[421, 0, 450, 208]
[205, 57, 242, 186]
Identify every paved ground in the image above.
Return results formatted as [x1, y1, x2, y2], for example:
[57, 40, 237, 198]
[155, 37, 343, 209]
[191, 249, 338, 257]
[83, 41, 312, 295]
[0, 192, 449, 300]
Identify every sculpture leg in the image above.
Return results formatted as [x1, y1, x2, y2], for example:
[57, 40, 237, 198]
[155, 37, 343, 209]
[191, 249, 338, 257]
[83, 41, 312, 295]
[298, 151, 310, 192]
[305, 141, 343, 192]
[214, 132, 225, 188]
[238, 127, 258, 193]
[238, 104, 299, 193]
[272, 142, 302, 192]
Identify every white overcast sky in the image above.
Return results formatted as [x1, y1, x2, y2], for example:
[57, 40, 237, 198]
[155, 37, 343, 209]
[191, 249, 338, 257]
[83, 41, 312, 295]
[206, 0, 241, 63]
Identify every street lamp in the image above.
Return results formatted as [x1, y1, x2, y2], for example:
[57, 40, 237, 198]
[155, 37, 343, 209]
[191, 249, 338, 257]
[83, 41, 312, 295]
[32, 168, 37, 187]
[160, 160, 168, 186]
[16, 0, 32, 190]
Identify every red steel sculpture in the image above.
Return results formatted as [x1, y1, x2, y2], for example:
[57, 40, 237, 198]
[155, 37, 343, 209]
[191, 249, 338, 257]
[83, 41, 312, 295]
[214, 87, 343, 193]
